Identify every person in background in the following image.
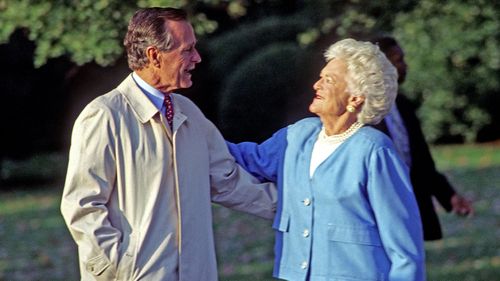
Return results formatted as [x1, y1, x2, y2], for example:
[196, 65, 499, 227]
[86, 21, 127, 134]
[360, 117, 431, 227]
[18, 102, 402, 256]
[228, 39, 425, 281]
[61, 7, 276, 281]
[371, 36, 474, 241]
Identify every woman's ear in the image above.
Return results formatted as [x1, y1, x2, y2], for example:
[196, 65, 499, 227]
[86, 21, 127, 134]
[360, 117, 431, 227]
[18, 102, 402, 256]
[349, 95, 365, 107]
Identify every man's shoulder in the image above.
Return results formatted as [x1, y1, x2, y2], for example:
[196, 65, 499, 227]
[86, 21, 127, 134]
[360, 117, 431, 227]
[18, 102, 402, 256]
[86, 74, 142, 112]
[85, 89, 125, 112]
[171, 93, 196, 107]
[76, 77, 132, 123]
[171, 94, 205, 117]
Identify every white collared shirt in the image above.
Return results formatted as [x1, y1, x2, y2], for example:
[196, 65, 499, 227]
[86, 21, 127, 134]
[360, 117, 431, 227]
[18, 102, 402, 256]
[385, 104, 412, 167]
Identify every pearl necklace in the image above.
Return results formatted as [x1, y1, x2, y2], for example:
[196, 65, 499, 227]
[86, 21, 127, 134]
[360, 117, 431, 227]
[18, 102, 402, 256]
[319, 122, 364, 144]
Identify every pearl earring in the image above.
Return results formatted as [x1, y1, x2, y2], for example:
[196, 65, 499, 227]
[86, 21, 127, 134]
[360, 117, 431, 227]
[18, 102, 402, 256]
[346, 105, 356, 113]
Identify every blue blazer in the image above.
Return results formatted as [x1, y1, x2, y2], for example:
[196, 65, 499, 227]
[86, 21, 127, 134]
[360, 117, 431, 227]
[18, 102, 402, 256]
[228, 118, 425, 281]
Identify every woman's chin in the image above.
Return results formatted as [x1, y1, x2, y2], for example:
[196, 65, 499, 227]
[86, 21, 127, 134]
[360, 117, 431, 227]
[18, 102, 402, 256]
[308, 103, 320, 115]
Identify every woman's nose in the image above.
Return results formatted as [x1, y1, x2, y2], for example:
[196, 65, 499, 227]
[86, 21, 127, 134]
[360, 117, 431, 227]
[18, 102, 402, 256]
[313, 80, 321, 90]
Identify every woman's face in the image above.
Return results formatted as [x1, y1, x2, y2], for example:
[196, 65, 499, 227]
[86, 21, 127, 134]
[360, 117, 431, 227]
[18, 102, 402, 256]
[309, 58, 351, 120]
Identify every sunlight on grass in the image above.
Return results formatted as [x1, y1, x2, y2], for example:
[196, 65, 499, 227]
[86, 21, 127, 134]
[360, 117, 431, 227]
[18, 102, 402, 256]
[0, 143, 499, 280]
[0, 192, 55, 215]
[0, 187, 78, 281]
[423, 163, 500, 281]
[431, 141, 500, 170]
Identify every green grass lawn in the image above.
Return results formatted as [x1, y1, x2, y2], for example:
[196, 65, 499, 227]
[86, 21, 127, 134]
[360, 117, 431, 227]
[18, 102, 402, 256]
[0, 142, 499, 280]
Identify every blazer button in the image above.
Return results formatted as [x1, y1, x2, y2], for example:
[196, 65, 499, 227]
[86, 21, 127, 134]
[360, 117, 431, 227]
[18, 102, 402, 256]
[301, 261, 308, 270]
[302, 229, 310, 238]
[303, 198, 311, 206]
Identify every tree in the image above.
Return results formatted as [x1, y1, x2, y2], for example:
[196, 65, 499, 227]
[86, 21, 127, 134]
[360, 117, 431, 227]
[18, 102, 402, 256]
[394, 0, 500, 142]
[0, 0, 417, 67]
[0, 0, 245, 67]
[1, 0, 134, 67]
[1, 0, 497, 143]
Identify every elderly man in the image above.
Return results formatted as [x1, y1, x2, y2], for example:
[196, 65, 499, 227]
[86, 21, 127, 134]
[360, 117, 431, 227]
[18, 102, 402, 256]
[61, 7, 276, 281]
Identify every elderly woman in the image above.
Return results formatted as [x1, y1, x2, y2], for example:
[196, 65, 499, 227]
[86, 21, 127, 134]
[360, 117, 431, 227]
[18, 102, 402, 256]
[228, 39, 425, 281]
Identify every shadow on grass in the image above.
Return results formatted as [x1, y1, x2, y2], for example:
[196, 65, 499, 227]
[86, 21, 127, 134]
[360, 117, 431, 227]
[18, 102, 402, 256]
[0, 151, 67, 191]
[0, 177, 60, 191]
[0, 185, 78, 281]
[0, 155, 497, 280]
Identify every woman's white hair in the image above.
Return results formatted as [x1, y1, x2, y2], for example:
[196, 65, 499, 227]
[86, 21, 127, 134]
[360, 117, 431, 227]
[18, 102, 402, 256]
[324, 38, 398, 125]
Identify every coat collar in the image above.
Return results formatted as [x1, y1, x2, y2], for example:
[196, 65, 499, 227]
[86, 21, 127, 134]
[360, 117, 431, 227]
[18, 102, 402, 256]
[117, 74, 159, 124]
[117, 74, 188, 130]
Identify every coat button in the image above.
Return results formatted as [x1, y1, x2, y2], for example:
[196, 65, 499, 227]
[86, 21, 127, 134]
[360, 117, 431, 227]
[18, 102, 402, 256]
[303, 198, 311, 206]
[301, 261, 308, 270]
[302, 229, 310, 237]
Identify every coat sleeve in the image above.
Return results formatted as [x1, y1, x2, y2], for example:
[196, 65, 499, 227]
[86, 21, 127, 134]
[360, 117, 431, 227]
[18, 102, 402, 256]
[367, 147, 426, 281]
[226, 127, 287, 182]
[398, 96, 455, 211]
[60, 102, 121, 275]
[204, 120, 278, 220]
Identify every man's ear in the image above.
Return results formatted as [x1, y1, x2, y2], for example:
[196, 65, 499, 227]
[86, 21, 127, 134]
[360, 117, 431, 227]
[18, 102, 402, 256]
[146, 46, 161, 68]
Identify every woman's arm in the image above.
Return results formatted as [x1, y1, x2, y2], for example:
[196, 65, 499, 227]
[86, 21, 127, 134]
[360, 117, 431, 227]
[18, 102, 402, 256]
[368, 147, 426, 281]
[226, 127, 288, 183]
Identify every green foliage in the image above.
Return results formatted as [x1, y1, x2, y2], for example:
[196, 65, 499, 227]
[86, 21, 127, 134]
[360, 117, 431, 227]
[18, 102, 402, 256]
[394, 0, 500, 142]
[0, 0, 417, 68]
[299, 0, 419, 41]
[1, 0, 498, 143]
[206, 1, 428, 142]
[206, 16, 312, 78]
[0, 0, 138, 67]
[0, 0, 240, 67]
[218, 42, 314, 142]
[199, 15, 316, 139]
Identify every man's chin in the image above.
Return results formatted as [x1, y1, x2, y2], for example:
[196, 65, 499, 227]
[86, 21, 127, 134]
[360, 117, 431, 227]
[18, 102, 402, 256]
[179, 79, 193, 89]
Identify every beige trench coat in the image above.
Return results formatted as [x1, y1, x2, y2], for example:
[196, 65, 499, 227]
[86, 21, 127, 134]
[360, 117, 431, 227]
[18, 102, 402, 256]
[61, 74, 277, 280]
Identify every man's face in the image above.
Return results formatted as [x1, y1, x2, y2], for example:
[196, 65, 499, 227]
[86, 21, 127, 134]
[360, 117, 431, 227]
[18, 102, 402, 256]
[157, 20, 201, 93]
[386, 45, 407, 84]
[309, 58, 351, 119]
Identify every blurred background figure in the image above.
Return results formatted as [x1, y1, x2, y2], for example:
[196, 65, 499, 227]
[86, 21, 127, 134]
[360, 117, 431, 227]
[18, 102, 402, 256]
[371, 36, 474, 241]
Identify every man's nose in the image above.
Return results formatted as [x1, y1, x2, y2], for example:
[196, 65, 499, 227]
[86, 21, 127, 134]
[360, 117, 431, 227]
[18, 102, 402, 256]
[193, 49, 202, 63]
